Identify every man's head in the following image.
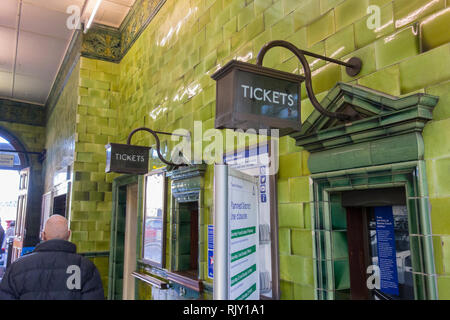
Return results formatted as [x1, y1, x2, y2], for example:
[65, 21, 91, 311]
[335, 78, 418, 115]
[42, 215, 71, 241]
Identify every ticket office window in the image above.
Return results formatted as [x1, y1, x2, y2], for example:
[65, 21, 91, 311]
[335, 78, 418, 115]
[175, 201, 199, 277]
[142, 171, 166, 268]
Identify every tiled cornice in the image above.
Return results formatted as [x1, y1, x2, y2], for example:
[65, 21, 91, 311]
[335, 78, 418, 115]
[81, 0, 166, 63]
[81, 24, 122, 62]
[45, 0, 166, 120]
[292, 82, 439, 152]
[292, 82, 439, 174]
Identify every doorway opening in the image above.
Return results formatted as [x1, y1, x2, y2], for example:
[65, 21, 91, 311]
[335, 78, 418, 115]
[0, 170, 20, 276]
[343, 188, 414, 300]
[109, 175, 141, 300]
[0, 131, 28, 277]
[0, 135, 22, 227]
[0, 170, 20, 227]
[311, 163, 437, 300]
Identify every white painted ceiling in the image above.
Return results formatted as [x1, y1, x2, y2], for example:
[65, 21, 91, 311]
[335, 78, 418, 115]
[0, 0, 135, 105]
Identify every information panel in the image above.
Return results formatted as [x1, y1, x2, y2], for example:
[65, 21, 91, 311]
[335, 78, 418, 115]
[228, 171, 259, 300]
[208, 225, 214, 279]
[375, 206, 399, 296]
[224, 143, 274, 297]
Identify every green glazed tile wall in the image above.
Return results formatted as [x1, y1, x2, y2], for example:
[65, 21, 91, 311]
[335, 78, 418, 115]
[68, 57, 120, 291]
[44, 61, 79, 192]
[53, 0, 450, 299]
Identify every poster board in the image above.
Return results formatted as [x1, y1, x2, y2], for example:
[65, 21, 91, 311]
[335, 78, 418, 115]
[223, 142, 278, 299]
[228, 168, 259, 300]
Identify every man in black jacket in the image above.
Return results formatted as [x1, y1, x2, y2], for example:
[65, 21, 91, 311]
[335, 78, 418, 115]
[0, 219, 5, 255]
[0, 214, 104, 300]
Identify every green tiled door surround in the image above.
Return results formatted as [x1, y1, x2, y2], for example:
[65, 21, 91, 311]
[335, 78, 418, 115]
[108, 174, 144, 300]
[293, 83, 439, 299]
[310, 162, 437, 299]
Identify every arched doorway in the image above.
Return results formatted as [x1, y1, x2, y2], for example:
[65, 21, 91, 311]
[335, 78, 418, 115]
[0, 127, 30, 171]
[0, 127, 31, 272]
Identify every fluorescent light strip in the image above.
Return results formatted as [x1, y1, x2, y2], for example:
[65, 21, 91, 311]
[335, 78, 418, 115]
[84, 0, 103, 33]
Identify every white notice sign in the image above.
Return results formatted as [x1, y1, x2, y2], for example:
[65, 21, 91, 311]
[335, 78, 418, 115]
[0, 154, 14, 167]
[228, 171, 259, 300]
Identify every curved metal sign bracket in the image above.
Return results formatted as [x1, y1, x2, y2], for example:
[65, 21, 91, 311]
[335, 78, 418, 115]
[127, 127, 188, 168]
[256, 40, 363, 121]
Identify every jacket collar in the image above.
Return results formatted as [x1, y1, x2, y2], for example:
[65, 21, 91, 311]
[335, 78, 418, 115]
[34, 239, 77, 253]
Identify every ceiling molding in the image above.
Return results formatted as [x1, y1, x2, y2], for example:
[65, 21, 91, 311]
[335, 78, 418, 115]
[81, 0, 166, 62]
[81, 23, 122, 62]
[44, 0, 165, 121]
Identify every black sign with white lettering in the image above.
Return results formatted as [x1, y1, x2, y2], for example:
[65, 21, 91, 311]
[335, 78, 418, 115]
[105, 143, 150, 174]
[236, 70, 299, 121]
[212, 60, 304, 136]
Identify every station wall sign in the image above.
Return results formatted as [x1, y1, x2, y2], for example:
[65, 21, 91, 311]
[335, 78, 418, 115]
[0, 154, 14, 167]
[211, 60, 304, 136]
[105, 143, 150, 174]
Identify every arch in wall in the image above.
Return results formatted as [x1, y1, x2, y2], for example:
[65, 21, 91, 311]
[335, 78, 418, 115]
[0, 126, 30, 170]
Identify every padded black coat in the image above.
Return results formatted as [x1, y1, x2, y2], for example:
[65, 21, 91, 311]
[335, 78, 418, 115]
[0, 239, 104, 300]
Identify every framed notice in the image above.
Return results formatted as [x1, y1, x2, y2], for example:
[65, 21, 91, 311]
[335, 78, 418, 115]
[224, 142, 280, 299]
[142, 170, 166, 267]
[228, 168, 259, 300]
[374, 206, 399, 296]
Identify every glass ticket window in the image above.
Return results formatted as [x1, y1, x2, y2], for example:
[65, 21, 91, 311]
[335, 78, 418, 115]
[367, 206, 414, 300]
[142, 171, 166, 268]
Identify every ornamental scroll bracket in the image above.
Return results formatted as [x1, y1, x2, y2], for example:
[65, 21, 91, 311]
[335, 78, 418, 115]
[256, 40, 363, 121]
[126, 127, 189, 168]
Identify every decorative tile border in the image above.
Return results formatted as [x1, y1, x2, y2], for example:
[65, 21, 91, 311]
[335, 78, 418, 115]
[81, 0, 166, 63]
[0, 98, 45, 127]
[119, 0, 166, 60]
[81, 24, 122, 62]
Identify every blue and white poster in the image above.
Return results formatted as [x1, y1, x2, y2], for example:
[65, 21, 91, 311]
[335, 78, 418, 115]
[375, 206, 399, 296]
[208, 225, 214, 279]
